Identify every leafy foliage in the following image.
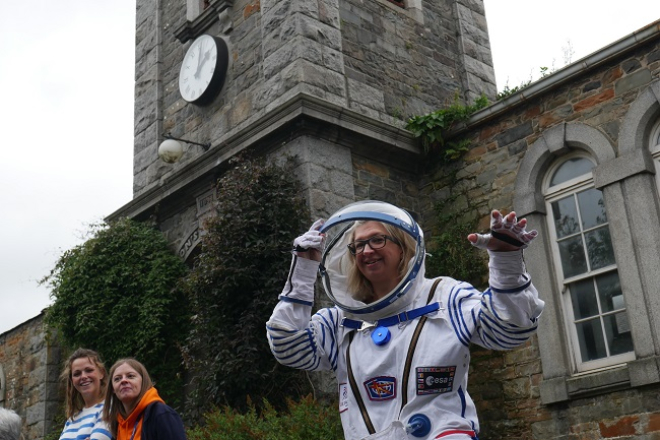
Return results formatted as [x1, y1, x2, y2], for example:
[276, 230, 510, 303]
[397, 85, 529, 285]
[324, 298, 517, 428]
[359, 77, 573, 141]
[43, 410, 67, 440]
[495, 80, 532, 100]
[187, 395, 342, 440]
[406, 93, 488, 162]
[43, 218, 190, 405]
[182, 155, 312, 416]
[425, 208, 488, 289]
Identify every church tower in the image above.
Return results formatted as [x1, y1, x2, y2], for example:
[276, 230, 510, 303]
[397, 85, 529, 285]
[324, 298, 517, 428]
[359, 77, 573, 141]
[111, 0, 496, 268]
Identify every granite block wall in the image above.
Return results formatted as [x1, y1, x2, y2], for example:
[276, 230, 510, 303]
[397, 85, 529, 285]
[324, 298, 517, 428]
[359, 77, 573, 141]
[0, 313, 61, 440]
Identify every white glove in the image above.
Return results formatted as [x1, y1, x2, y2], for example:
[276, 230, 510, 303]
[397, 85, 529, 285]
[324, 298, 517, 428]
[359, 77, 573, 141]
[292, 219, 325, 252]
[470, 210, 538, 250]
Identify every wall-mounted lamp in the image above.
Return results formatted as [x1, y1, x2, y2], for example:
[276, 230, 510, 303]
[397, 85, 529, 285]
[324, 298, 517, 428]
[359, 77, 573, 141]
[158, 133, 211, 164]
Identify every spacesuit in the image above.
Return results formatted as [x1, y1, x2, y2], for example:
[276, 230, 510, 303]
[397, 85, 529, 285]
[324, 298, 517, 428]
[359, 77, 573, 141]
[267, 201, 544, 440]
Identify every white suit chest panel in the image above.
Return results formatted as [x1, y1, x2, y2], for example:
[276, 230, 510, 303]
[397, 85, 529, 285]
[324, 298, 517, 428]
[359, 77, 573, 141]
[338, 307, 471, 433]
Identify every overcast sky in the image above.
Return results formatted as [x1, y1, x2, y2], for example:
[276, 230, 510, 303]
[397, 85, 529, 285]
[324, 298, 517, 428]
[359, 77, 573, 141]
[0, 1, 658, 335]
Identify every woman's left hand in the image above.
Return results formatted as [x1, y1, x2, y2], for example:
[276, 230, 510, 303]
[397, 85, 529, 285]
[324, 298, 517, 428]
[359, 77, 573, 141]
[467, 210, 538, 252]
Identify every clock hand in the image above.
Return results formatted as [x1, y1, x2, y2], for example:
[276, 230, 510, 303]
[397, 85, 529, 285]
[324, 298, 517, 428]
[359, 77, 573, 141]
[198, 50, 211, 70]
[194, 42, 204, 78]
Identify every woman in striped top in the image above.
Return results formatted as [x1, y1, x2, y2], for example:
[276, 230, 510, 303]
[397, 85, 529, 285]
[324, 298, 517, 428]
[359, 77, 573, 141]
[58, 348, 112, 440]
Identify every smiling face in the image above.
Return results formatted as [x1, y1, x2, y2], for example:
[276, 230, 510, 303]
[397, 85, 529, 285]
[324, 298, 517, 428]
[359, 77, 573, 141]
[353, 221, 403, 299]
[71, 357, 104, 407]
[112, 363, 143, 413]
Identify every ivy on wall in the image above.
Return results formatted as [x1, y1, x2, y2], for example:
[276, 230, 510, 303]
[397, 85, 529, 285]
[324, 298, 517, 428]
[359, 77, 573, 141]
[181, 154, 312, 417]
[42, 218, 190, 407]
[406, 94, 488, 163]
[424, 215, 488, 289]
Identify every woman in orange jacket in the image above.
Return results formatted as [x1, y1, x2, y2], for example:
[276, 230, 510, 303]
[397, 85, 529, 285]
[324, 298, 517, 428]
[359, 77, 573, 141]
[103, 358, 187, 440]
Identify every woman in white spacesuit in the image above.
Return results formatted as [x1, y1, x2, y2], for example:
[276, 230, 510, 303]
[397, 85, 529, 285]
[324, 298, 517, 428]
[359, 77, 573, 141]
[267, 201, 543, 440]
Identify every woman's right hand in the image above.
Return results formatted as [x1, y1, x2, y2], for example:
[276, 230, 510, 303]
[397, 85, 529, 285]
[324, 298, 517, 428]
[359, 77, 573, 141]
[467, 210, 538, 252]
[293, 219, 325, 261]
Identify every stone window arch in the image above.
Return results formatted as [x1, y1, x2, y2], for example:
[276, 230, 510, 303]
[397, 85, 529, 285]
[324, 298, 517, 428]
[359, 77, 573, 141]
[543, 153, 634, 373]
[514, 120, 660, 404]
[651, 119, 660, 197]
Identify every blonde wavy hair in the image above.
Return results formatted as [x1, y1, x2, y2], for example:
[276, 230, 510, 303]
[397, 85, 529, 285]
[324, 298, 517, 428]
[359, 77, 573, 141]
[60, 348, 107, 419]
[346, 221, 417, 303]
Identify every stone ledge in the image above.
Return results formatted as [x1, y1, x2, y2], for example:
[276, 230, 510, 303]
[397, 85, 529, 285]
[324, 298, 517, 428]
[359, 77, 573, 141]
[174, 0, 233, 43]
[540, 366, 629, 404]
[539, 360, 660, 405]
[106, 93, 420, 222]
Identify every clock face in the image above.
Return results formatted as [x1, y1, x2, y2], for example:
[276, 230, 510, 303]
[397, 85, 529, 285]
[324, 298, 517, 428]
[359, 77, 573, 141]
[179, 34, 229, 105]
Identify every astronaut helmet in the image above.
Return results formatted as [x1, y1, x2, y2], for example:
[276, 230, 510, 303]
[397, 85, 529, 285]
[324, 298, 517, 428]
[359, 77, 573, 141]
[319, 200, 425, 320]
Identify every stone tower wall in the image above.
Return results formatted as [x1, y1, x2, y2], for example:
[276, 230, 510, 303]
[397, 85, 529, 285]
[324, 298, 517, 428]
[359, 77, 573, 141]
[0, 313, 61, 440]
[133, 0, 496, 196]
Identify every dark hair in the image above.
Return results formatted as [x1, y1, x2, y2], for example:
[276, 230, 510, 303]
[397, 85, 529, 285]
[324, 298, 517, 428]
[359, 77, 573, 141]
[103, 358, 154, 437]
[60, 348, 107, 419]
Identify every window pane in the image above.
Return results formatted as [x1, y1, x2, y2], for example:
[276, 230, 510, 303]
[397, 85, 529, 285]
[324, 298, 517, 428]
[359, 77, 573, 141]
[552, 196, 580, 238]
[577, 318, 607, 362]
[596, 272, 623, 313]
[585, 227, 615, 270]
[577, 188, 607, 229]
[570, 279, 599, 319]
[559, 236, 588, 278]
[550, 157, 594, 186]
[604, 312, 634, 356]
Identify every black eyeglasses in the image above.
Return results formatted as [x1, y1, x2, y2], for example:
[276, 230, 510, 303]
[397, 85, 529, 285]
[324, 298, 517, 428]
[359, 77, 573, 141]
[347, 235, 400, 255]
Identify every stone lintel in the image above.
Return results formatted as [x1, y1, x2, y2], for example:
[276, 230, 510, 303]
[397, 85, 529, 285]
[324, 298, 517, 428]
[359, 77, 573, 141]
[107, 93, 420, 222]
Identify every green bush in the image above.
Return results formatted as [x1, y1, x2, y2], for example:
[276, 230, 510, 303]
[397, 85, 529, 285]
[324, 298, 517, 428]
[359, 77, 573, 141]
[187, 395, 343, 440]
[43, 218, 189, 406]
[425, 218, 488, 289]
[182, 155, 312, 416]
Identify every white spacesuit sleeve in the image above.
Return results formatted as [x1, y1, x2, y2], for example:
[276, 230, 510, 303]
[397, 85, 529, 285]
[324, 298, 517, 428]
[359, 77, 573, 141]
[486, 249, 544, 324]
[462, 249, 544, 350]
[266, 255, 339, 372]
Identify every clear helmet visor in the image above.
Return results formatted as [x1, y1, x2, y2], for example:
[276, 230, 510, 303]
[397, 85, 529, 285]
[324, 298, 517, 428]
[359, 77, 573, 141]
[319, 201, 425, 319]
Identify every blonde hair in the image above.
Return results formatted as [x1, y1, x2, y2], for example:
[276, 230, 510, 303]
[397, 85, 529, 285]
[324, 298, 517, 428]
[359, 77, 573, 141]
[346, 221, 416, 303]
[60, 348, 107, 419]
[103, 358, 154, 437]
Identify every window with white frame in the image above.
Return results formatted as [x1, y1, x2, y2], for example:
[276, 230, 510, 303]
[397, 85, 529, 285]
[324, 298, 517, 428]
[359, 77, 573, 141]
[544, 154, 635, 373]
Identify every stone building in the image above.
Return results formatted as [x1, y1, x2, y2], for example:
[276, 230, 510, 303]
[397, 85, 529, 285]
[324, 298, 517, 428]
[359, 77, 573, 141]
[3, 0, 660, 437]
[0, 313, 61, 440]
[106, 0, 660, 437]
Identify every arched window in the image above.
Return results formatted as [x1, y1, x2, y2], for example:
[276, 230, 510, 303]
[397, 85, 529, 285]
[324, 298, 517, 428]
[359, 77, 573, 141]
[544, 155, 635, 372]
[651, 119, 660, 195]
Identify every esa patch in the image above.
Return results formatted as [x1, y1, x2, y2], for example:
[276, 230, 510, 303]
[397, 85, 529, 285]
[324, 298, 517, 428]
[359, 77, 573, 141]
[363, 376, 397, 401]
[416, 366, 456, 395]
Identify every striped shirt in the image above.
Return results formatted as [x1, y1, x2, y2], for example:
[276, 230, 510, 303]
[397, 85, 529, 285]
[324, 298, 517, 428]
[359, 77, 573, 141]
[59, 403, 111, 440]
